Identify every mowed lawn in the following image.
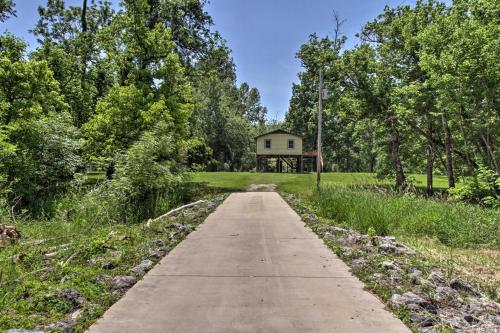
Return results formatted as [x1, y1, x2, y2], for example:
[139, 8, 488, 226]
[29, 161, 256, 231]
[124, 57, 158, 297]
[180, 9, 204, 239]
[190, 172, 448, 195]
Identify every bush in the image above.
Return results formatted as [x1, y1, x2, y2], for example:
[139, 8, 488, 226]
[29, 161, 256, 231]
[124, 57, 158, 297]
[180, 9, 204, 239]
[0, 51, 79, 215]
[77, 122, 192, 224]
[2, 113, 81, 213]
[449, 165, 499, 207]
[185, 138, 215, 171]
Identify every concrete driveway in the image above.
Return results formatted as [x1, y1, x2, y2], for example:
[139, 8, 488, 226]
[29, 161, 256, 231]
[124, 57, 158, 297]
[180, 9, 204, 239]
[87, 192, 410, 333]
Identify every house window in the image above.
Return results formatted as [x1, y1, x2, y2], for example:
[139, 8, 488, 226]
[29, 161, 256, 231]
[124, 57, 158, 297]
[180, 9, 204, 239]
[288, 139, 294, 149]
[265, 139, 271, 149]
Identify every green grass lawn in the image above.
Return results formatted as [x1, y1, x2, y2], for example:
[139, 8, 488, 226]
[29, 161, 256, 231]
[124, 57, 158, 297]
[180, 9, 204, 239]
[190, 171, 448, 195]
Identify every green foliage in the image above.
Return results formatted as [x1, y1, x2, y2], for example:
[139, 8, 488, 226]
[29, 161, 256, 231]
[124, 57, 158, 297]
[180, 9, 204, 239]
[5, 113, 81, 211]
[186, 138, 215, 171]
[286, 0, 499, 193]
[0, 40, 80, 211]
[83, 85, 170, 159]
[449, 165, 500, 207]
[0, 0, 15, 22]
[1, 0, 266, 217]
[311, 185, 499, 249]
[83, 122, 189, 223]
[31, 0, 115, 127]
[189, 44, 264, 171]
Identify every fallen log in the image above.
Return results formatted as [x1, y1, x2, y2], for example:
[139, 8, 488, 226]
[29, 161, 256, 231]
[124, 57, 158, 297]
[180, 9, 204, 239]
[146, 200, 206, 227]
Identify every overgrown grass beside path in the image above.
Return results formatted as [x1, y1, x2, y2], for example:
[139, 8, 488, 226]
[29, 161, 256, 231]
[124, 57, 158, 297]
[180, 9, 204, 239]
[0, 192, 226, 332]
[312, 185, 499, 249]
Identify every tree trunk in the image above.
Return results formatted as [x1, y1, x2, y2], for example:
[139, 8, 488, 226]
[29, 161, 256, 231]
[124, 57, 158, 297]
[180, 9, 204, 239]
[367, 125, 376, 173]
[388, 117, 406, 190]
[426, 112, 434, 196]
[407, 120, 473, 169]
[458, 105, 475, 171]
[481, 132, 499, 173]
[226, 144, 235, 172]
[441, 112, 455, 188]
[105, 160, 115, 180]
[81, 0, 88, 32]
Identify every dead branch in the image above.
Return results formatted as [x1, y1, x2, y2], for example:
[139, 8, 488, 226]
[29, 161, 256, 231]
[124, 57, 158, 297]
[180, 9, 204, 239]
[61, 249, 84, 267]
[146, 200, 206, 227]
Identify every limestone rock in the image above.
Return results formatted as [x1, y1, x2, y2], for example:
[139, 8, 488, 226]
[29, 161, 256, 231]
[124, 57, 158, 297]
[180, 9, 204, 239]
[131, 259, 154, 274]
[427, 271, 446, 286]
[449, 279, 480, 296]
[351, 258, 368, 266]
[111, 276, 136, 290]
[56, 288, 86, 307]
[380, 260, 398, 270]
[435, 286, 459, 300]
[149, 248, 167, 259]
[391, 292, 436, 313]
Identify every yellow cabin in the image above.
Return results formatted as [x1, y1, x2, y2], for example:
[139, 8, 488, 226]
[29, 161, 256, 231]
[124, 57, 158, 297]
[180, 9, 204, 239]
[256, 129, 303, 156]
[255, 129, 317, 173]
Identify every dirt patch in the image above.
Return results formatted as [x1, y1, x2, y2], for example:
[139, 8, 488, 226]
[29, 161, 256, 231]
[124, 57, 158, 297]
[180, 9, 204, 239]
[246, 184, 277, 192]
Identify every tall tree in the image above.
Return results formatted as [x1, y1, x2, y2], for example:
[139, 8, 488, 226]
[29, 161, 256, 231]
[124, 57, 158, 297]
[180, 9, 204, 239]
[0, 0, 15, 22]
[84, 0, 192, 173]
[31, 0, 115, 127]
[0, 35, 80, 210]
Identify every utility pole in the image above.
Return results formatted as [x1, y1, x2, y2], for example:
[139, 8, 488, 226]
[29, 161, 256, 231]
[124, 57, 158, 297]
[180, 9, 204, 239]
[316, 69, 323, 190]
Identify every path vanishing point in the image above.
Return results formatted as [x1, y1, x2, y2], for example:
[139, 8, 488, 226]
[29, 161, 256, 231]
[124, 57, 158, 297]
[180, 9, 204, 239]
[87, 192, 410, 333]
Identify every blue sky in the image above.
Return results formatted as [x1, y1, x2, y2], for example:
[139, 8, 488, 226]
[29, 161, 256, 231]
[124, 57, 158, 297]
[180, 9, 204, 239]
[2, 0, 421, 120]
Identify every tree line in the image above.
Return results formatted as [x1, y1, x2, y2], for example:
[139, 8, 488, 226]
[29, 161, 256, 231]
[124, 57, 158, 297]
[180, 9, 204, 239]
[0, 0, 267, 218]
[285, 0, 498, 199]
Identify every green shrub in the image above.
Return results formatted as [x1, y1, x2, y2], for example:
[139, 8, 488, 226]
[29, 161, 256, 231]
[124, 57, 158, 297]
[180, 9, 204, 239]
[0, 50, 80, 214]
[2, 113, 81, 214]
[76, 122, 192, 224]
[185, 138, 215, 171]
[449, 165, 499, 207]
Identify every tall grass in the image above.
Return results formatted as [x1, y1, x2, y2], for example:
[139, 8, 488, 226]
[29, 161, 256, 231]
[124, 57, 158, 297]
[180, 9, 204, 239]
[311, 185, 499, 249]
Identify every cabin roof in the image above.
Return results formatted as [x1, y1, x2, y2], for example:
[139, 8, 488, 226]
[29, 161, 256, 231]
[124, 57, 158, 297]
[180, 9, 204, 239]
[254, 129, 303, 139]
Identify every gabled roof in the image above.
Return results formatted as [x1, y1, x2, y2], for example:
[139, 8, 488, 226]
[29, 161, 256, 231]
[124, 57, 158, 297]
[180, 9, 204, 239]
[254, 129, 303, 139]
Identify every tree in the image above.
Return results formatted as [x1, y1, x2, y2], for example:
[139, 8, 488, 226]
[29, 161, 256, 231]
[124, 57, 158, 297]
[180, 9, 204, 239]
[31, 0, 115, 127]
[189, 42, 262, 171]
[0, 37, 80, 211]
[419, 0, 499, 177]
[0, 0, 15, 22]
[239, 83, 267, 126]
[83, 0, 192, 177]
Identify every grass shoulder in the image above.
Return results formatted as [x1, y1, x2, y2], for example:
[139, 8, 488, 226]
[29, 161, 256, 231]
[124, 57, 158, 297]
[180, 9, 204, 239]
[0, 193, 227, 332]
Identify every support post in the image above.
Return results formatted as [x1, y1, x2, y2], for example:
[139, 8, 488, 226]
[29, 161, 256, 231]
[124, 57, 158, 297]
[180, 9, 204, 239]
[317, 69, 323, 190]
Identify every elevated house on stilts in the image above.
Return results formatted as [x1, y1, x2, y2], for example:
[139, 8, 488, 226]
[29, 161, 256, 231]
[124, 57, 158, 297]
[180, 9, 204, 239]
[255, 129, 320, 173]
